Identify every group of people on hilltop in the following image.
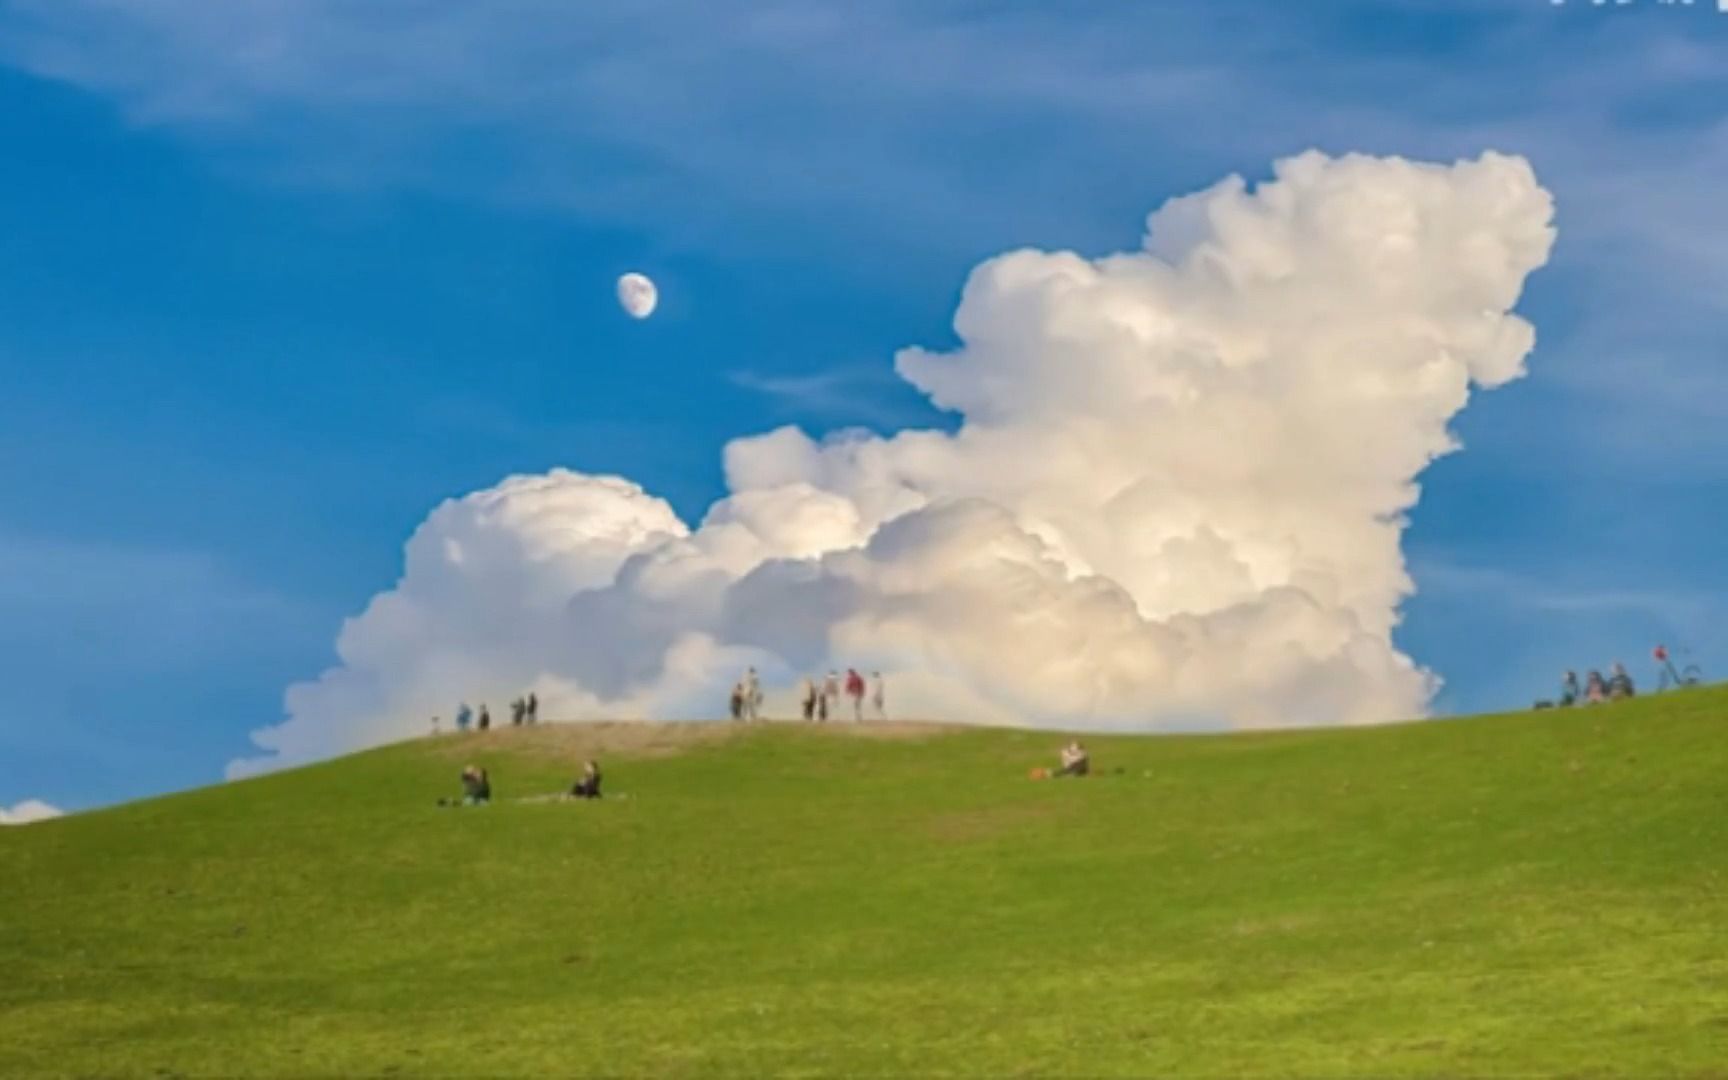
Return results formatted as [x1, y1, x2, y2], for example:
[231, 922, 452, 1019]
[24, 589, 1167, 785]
[509, 694, 540, 726]
[1554, 663, 1635, 707]
[729, 667, 888, 722]
[1545, 644, 1704, 709]
[800, 668, 885, 722]
[439, 692, 538, 735]
[729, 668, 764, 722]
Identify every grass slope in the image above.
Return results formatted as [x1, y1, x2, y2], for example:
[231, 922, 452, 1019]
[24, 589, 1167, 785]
[5, 691, 1728, 1077]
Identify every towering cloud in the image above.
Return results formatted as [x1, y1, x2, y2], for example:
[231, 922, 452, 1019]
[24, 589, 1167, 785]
[231, 150, 1555, 778]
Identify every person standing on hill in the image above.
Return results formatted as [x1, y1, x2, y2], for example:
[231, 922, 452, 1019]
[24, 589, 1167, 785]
[822, 670, 841, 721]
[1609, 662, 1635, 699]
[800, 677, 818, 722]
[478, 704, 491, 731]
[510, 698, 525, 726]
[741, 667, 762, 722]
[845, 668, 866, 722]
[870, 671, 886, 720]
[1654, 644, 1686, 690]
[527, 692, 539, 724]
[456, 702, 473, 733]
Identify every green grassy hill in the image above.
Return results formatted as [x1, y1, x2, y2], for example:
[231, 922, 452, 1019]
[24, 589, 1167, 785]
[5, 690, 1727, 1077]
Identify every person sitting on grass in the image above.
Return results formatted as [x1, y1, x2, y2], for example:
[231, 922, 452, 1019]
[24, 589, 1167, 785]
[570, 760, 602, 800]
[1585, 670, 1608, 704]
[439, 765, 491, 806]
[1056, 740, 1090, 777]
[1608, 662, 1635, 700]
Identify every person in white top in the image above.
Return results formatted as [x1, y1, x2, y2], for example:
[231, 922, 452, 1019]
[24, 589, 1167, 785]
[821, 670, 841, 722]
[1057, 740, 1090, 777]
[741, 667, 762, 722]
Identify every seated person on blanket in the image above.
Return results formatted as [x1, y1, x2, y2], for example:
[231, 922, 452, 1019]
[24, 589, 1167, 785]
[439, 765, 491, 806]
[570, 759, 603, 800]
[1056, 740, 1090, 777]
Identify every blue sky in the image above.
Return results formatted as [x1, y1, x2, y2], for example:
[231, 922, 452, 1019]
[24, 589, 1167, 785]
[2, 0, 1725, 812]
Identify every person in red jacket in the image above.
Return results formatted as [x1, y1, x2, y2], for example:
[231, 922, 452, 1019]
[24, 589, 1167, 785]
[1655, 644, 1686, 690]
[844, 668, 866, 722]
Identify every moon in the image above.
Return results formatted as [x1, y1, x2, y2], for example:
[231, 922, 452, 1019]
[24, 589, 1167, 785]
[616, 272, 658, 319]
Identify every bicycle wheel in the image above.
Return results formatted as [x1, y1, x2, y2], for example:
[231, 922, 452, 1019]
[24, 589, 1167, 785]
[1681, 664, 1703, 687]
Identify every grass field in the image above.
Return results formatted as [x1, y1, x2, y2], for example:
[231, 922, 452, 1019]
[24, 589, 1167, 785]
[5, 689, 1727, 1077]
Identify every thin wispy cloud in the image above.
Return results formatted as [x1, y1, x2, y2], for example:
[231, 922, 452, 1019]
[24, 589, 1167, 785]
[726, 366, 922, 427]
[0, 532, 323, 672]
[0, 3, 1715, 322]
[1415, 559, 1723, 626]
[5, 2, 1716, 257]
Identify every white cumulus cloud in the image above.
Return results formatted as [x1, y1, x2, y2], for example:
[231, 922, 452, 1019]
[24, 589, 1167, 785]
[1, 799, 64, 825]
[231, 150, 1554, 777]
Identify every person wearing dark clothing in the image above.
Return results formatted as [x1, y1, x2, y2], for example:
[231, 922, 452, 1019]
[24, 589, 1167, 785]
[570, 760, 602, 800]
[439, 765, 491, 806]
[527, 693, 539, 724]
[1608, 662, 1635, 700]
[479, 704, 491, 731]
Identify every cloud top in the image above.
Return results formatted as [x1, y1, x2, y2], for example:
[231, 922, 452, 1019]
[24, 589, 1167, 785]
[232, 150, 1554, 777]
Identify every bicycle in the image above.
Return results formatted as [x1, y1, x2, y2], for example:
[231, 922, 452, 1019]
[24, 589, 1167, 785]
[1655, 645, 1703, 691]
